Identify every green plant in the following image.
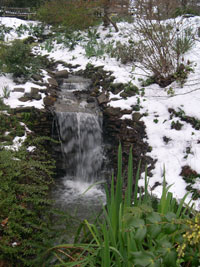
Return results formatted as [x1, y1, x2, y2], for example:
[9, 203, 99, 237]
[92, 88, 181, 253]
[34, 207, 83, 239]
[46, 146, 199, 266]
[0, 24, 12, 41]
[141, 76, 156, 87]
[0, 112, 25, 146]
[37, 0, 99, 31]
[174, 28, 195, 55]
[107, 40, 138, 64]
[166, 87, 175, 96]
[84, 40, 106, 59]
[0, 39, 49, 79]
[42, 37, 55, 53]
[2, 85, 10, 99]
[0, 40, 33, 78]
[0, 140, 55, 266]
[171, 120, 184, 130]
[62, 31, 83, 50]
[174, 7, 200, 17]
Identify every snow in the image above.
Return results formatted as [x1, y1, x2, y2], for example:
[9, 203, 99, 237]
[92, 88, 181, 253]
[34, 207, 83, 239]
[1, 16, 200, 209]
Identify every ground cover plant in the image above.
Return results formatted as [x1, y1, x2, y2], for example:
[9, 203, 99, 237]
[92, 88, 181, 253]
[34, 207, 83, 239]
[0, 103, 57, 266]
[0, 39, 48, 79]
[46, 146, 200, 266]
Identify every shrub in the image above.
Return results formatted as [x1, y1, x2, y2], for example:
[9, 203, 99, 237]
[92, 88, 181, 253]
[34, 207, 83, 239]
[37, 0, 100, 31]
[0, 40, 31, 77]
[132, 18, 195, 87]
[0, 39, 50, 79]
[0, 142, 55, 266]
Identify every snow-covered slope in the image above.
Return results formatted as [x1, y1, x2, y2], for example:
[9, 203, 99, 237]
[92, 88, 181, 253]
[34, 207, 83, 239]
[1, 16, 200, 209]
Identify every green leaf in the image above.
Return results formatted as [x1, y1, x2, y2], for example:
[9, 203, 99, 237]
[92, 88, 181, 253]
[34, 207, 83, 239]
[135, 226, 147, 242]
[164, 223, 177, 234]
[163, 251, 177, 266]
[165, 212, 177, 221]
[148, 224, 162, 239]
[127, 218, 145, 228]
[131, 251, 155, 267]
[157, 239, 173, 254]
[146, 212, 162, 224]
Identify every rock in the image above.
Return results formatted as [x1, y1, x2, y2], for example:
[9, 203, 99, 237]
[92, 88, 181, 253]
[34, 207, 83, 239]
[120, 86, 139, 98]
[110, 83, 124, 95]
[120, 92, 129, 98]
[24, 92, 32, 98]
[47, 78, 58, 88]
[18, 96, 30, 102]
[22, 91, 42, 101]
[97, 92, 109, 105]
[132, 112, 143, 122]
[43, 96, 56, 106]
[104, 107, 121, 117]
[110, 97, 120, 101]
[32, 94, 42, 101]
[13, 88, 25, 93]
[54, 70, 69, 79]
[121, 109, 132, 115]
[87, 97, 95, 103]
[31, 87, 40, 95]
[12, 107, 35, 113]
[31, 74, 43, 82]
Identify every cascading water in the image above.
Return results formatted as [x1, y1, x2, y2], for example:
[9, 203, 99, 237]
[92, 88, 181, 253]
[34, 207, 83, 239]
[56, 112, 103, 183]
[52, 76, 106, 217]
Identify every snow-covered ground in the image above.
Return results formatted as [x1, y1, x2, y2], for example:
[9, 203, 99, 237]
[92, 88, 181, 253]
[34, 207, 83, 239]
[1, 16, 200, 209]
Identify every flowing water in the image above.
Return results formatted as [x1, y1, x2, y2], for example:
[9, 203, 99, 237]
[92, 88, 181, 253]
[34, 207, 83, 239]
[52, 76, 106, 223]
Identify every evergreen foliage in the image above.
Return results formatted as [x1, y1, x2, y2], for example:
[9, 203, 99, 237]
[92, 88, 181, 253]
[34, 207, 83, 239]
[0, 109, 55, 266]
[0, 144, 55, 266]
[0, 39, 50, 79]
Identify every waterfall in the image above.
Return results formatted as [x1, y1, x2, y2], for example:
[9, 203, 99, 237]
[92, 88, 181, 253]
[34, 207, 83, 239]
[56, 111, 103, 183]
[53, 76, 106, 208]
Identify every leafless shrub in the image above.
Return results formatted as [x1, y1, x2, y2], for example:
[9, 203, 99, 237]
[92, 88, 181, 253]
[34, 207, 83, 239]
[132, 18, 195, 87]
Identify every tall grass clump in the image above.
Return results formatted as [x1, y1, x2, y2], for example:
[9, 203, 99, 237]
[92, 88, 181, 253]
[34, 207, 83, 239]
[46, 145, 200, 266]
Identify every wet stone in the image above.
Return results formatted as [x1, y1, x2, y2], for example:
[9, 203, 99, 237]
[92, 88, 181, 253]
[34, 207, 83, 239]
[48, 78, 58, 88]
[43, 96, 56, 106]
[31, 87, 40, 95]
[18, 96, 30, 102]
[54, 70, 69, 79]
[13, 88, 25, 93]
